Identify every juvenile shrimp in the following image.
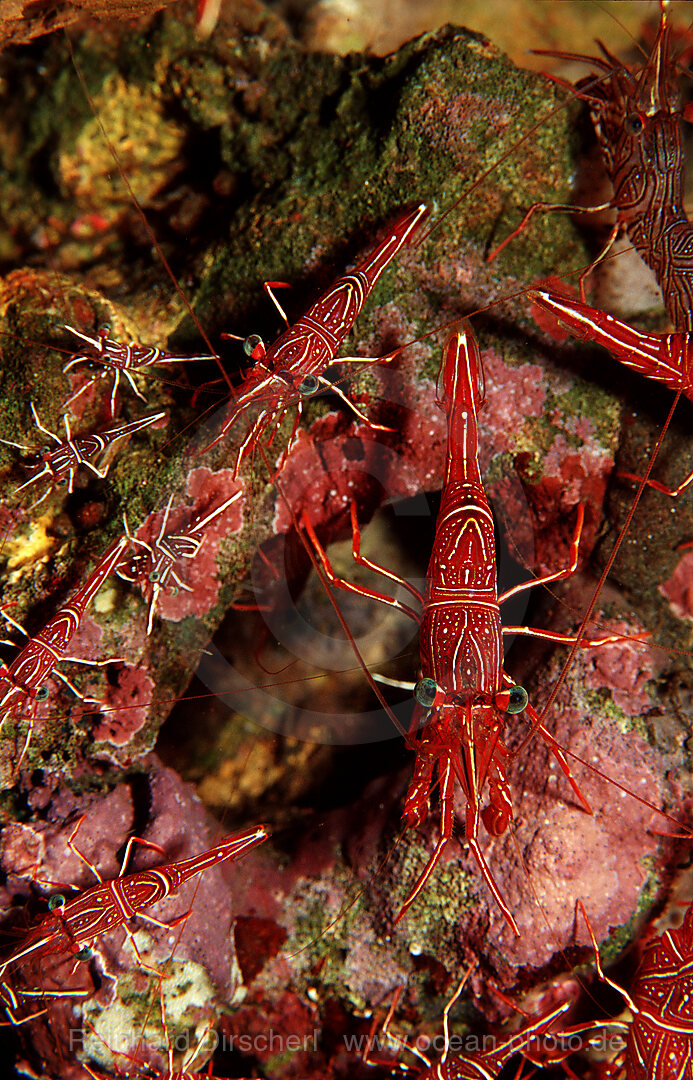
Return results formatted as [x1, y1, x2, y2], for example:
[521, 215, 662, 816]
[62, 324, 217, 418]
[117, 486, 243, 634]
[0, 404, 166, 507]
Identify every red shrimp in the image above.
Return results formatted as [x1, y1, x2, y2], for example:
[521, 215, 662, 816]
[0, 404, 166, 506]
[365, 973, 577, 1080]
[489, 2, 693, 326]
[564, 897, 693, 1079]
[624, 901, 693, 1079]
[302, 328, 639, 935]
[546, 0, 693, 331]
[0, 534, 129, 763]
[0, 8, 684, 1078]
[528, 287, 693, 495]
[200, 202, 428, 475]
[0, 823, 268, 1023]
[62, 325, 217, 419]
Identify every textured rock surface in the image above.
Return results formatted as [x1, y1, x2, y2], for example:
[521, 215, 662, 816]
[0, 2, 691, 1078]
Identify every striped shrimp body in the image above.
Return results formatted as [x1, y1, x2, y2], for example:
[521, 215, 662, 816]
[0, 824, 269, 1025]
[303, 329, 648, 937]
[366, 974, 580, 1080]
[61, 325, 219, 418]
[117, 485, 244, 634]
[489, 1, 693, 326]
[200, 202, 429, 473]
[0, 405, 167, 507]
[539, 0, 693, 331]
[0, 825, 269, 977]
[0, 534, 129, 767]
[529, 287, 693, 495]
[624, 904, 693, 1079]
[0, 10, 599, 762]
[561, 898, 693, 1079]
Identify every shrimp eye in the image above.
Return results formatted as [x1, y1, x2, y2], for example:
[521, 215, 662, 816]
[298, 374, 320, 396]
[74, 945, 94, 962]
[625, 113, 644, 135]
[148, 570, 161, 583]
[505, 685, 529, 714]
[414, 678, 442, 708]
[48, 894, 66, 910]
[243, 334, 265, 360]
[35, 685, 49, 702]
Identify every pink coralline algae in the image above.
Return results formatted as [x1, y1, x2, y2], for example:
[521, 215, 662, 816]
[660, 547, 693, 621]
[582, 618, 656, 716]
[209, 795, 416, 1072]
[0, 783, 135, 898]
[89, 663, 156, 747]
[33, 608, 156, 749]
[471, 590, 663, 968]
[563, 412, 600, 443]
[0, 821, 45, 884]
[272, 419, 374, 537]
[478, 348, 546, 464]
[541, 431, 612, 506]
[63, 358, 102, 424]
[451, 647, 662, 972]
[271, 401, 446, 541]
[527, 431, 614, 571]
[52, 611, 105, 663]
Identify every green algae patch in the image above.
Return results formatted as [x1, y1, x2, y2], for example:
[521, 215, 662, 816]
[553, 377, 623, 452]
[286, 872, 368, 1002]
[581, 687, 640, 737]
[401, 861, 477, 943]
